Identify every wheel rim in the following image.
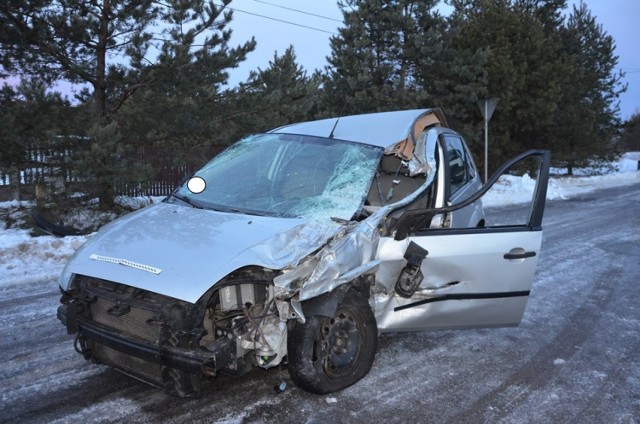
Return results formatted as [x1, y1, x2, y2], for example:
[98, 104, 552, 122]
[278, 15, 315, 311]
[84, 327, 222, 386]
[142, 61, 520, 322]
[321, 311, 361, 377]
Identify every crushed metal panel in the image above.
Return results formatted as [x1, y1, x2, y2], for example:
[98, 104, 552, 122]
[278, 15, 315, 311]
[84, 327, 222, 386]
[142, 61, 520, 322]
[408, 127, 438, 176]
[246, 221, 339, 269]
[296, 223, 380, 301]
[61, 204, 341, 304]
[275, 137, 440, 302]
[373, 230, 542, 332]
[389, 111, 445, 160]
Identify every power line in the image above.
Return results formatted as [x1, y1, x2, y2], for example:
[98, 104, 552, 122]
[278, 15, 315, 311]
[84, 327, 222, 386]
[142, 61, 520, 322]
[252, 0, 342, 23]
[214, 3, 338, 35]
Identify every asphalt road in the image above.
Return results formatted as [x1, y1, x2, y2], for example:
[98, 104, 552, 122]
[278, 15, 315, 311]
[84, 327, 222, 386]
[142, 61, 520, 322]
[1, 182, 639, 423]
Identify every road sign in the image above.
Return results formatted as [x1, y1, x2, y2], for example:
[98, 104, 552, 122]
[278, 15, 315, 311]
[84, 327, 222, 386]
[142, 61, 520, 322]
[477, 98, 499, 182]
[477, 98, 499, 121]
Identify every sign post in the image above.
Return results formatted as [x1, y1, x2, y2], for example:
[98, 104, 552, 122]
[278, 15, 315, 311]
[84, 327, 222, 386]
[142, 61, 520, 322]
[477, 98, 499, 182]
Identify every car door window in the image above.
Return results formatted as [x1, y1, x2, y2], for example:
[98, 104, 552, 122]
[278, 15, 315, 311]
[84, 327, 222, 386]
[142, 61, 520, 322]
[443, 135, 471, 197]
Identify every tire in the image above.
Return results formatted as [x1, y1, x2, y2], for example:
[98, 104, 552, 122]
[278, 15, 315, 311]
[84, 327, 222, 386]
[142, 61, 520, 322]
[287, 295, 378, 394]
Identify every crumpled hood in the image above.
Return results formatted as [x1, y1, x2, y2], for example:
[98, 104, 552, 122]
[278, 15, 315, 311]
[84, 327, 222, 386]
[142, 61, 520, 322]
[61, 202, 339, 303]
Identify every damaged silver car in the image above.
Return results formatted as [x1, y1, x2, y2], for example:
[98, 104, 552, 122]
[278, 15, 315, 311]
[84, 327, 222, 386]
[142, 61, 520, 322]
[57, 109, 550, 396]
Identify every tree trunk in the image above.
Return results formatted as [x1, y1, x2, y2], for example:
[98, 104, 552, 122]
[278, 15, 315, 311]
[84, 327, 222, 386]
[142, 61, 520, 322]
[99, 183, 115, 210]
[95, 0, 114, 209]
[95, 0, 110, 121]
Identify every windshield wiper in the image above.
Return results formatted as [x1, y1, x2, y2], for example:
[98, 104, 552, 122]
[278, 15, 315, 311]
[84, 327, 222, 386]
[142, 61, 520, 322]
[330, 216, 350, 225]
[225, 206, 296, 218]
[168, 193, 204, 209]
[168, 194, 297, 217]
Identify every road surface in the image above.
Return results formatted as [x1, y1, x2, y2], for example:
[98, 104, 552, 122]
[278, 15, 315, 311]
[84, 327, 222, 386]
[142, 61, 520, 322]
[1, 182, 639, 423]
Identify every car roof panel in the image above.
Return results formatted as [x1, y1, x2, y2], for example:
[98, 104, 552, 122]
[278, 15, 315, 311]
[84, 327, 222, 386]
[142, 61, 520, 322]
[269, 108, 447, 149]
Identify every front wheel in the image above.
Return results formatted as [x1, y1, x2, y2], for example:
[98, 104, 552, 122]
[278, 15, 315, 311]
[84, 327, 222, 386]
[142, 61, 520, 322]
[287, 297, 377, 394]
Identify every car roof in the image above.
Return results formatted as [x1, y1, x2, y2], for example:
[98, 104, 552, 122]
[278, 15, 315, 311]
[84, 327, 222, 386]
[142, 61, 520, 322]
[269, 108, 448, 149]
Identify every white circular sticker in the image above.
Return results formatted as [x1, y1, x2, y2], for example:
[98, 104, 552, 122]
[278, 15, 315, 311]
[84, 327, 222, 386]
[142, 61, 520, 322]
[187, 176, 206, 194]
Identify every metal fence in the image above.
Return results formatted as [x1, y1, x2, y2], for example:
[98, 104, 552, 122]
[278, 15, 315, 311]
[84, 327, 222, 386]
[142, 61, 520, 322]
[0, 142, 225, 201]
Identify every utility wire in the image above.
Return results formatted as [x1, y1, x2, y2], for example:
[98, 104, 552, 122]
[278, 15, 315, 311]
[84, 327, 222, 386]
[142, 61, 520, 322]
[222, 4, 339, 35]
[252, 0, 342, 23]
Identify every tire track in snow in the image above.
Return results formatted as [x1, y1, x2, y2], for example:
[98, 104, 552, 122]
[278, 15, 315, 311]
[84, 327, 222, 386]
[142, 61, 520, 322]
[450, 263, 622, 422]
[447, 185, 640, 422]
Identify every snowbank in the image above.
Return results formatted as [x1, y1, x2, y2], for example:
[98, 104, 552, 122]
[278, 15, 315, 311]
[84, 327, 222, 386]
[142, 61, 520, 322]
[483, 152, 640, 208]
[0, 229, 88, 287]
[0, 196, 161, 288]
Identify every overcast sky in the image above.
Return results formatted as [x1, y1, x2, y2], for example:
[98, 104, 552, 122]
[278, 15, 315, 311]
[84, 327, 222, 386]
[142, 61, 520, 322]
[225, 0, 640, 120]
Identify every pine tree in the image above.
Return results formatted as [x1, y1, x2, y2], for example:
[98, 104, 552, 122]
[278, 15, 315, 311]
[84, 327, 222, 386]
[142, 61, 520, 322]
[233, 46, 321, 132]
[448, 0, 567, 172]
[0, 80, 73, 200]
[324, 0, 441, 115]
[551, 2, 626, 174]
[619, 113, 640, 152]
[413, 5, 489, 140]
[1, 0, 255, 208]
[323, 0, 488, 143]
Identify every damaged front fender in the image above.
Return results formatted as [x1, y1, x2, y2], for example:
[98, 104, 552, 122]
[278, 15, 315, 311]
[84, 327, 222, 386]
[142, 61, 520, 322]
[274, 133, 439, 305]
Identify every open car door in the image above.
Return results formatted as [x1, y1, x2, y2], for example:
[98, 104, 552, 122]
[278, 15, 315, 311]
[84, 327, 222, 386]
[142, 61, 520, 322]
[375, 150, 550, 332]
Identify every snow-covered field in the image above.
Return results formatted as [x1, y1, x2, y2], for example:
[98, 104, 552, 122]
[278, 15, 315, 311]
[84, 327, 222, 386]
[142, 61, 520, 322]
[1, 152, 638, 289]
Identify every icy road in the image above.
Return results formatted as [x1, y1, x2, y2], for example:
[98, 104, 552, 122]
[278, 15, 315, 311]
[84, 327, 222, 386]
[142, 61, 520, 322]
[1, 182, 639, 424]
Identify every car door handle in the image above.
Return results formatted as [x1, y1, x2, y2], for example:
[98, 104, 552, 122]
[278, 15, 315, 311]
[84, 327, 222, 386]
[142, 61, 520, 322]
[503, 250, 536, 260]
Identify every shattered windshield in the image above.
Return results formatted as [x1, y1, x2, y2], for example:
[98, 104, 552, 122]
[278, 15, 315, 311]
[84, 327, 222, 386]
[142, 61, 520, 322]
[172, 133, 382, 221]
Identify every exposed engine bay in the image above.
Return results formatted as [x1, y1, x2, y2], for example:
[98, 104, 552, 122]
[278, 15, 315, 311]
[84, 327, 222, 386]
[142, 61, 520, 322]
[59, 268, 290, 397]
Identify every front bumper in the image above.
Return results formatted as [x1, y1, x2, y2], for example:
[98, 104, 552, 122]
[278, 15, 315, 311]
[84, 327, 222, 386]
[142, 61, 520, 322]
[58, 277, 232, 396]
[59, 302, 232, 375]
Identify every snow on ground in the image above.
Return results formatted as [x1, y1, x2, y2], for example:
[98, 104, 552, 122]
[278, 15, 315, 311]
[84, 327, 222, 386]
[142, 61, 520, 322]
[0, 153, 638, 289]
[483, 151, 640, 207]
[0, 229, 87, 287]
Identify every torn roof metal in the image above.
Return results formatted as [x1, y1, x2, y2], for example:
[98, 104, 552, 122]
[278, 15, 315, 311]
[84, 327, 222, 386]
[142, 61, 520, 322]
[269, 109, 447, 153]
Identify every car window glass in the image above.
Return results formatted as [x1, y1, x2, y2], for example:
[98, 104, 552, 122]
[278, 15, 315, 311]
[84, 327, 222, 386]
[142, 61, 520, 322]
[465, 148, 477, 179]
[444, 135, 470, 196]
[176, 134, 382, 221]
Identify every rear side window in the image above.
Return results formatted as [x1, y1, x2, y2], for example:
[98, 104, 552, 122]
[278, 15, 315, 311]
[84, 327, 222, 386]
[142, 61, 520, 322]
[443, 135, 473, 196]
